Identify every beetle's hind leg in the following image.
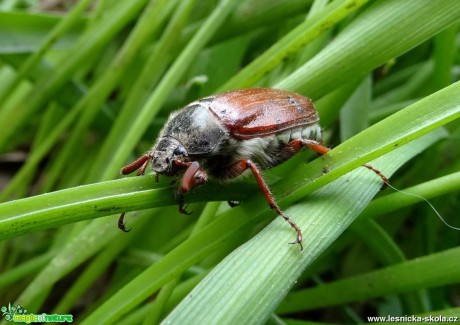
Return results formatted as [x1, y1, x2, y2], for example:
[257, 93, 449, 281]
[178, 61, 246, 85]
[362, 164, 389, 189]
[287, 139, 389, 188]
[224, 159, 303, 250]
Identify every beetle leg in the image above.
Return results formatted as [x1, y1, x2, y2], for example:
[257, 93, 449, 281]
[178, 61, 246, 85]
[118, 153, 153, 233]
[118, 212, 131, 232]
[175, 161, 208, 215]
[227, 159, 303, 250]
[287, 139, 330, 155]
[362, 164, 390, 189]
[227, 200, 241, 208]
[170, 173, 180, 185]
[178, 200, 192, 215]
[120, 152, 152, 175]
[137, 157, 152, 176]
[288, 139, 389, 188]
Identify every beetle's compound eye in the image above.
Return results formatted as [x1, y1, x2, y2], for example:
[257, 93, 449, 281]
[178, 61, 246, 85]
[173, 146, 186, 156]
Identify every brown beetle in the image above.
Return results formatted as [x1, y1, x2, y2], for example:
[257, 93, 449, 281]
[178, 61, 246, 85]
[120, 88, 388, 249]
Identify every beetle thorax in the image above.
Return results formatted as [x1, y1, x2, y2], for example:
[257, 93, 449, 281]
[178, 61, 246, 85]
[151, 137, 187, 175]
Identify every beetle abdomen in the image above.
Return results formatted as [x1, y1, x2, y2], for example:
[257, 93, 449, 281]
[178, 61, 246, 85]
[207, 122, 322, 180]
[276, 123, 322, 144]
[253, 122, 322, 168]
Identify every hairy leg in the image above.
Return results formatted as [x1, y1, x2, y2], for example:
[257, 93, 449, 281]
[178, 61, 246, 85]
[224, 159, 303, 250]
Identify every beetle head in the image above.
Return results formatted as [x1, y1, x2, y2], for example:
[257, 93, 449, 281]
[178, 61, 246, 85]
[151, 137, 188, 175]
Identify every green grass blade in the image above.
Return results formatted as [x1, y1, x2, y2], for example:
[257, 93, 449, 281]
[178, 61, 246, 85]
[0, 11, 83, 54]
[0, 251, 54, 290]
[219, 0, 369, 91]
[0, 0, 148, 150]
[40, 0, 175, 190]
[0, 0, 93, 106]
[87, 0, 197, 182]
[97, 0, 241, 181]
[0, 177, 248, 241]
[277, 0, 460, 98]
[277, 246, 460, 314]
[360, 171, 460, 221]
[350, 220, 426, 314]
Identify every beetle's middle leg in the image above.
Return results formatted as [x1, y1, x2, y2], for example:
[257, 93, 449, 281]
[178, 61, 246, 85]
[287, 139, 389, 188]
[225, 159, 303, 250]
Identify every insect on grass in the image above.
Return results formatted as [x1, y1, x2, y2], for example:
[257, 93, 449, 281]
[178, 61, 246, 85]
[120, 88, 389, 249]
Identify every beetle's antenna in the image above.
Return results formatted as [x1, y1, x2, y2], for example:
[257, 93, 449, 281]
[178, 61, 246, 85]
[386, 183, 460, 231]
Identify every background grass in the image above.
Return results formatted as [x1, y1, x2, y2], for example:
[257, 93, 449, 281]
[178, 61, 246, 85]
[0, 0, 459, 324]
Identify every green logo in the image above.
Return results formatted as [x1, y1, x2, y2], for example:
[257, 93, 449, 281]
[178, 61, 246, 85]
[1, 303, 73, 323]
[1, 303, 27, 321]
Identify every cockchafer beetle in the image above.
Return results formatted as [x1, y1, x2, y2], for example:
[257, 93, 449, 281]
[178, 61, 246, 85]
[120, 88, 388, 250]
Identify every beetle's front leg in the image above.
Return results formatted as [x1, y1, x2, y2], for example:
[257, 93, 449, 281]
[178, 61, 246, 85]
[120, 152, 153, 176]
[175, 161, 208, 215]
[118, 153, 153, 232]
